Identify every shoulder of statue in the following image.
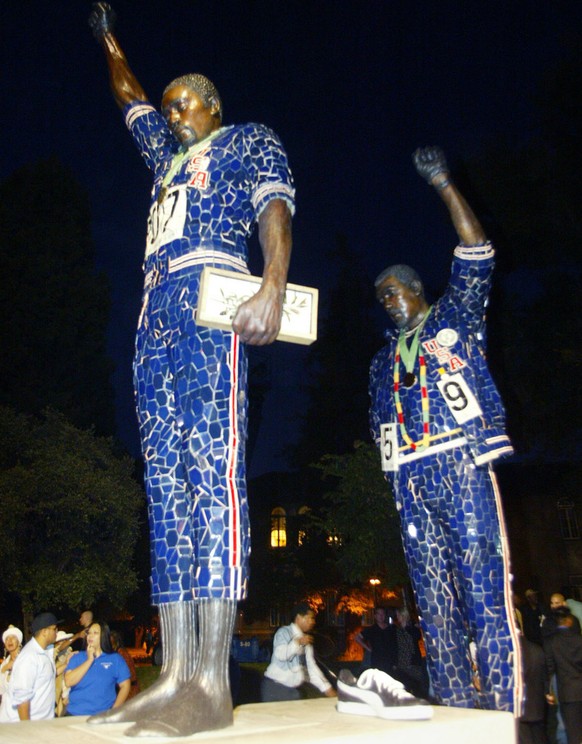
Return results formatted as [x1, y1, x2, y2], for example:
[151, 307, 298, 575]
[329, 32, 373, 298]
[370, 345, 391, 371]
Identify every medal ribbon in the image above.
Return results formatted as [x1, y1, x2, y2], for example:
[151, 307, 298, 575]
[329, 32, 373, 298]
[398, 317, 423, 372]
[393, 307, 432, 451]
[158, 126, 226, 199]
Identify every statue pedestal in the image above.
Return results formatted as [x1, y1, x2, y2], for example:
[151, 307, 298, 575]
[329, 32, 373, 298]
[0, 697, 516, 743]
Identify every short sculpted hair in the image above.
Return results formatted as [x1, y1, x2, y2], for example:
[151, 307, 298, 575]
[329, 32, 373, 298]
[163, 74, 223, 121]
[374, 264, 424, 296]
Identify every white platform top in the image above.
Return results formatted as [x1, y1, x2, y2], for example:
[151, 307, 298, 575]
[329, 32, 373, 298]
[0, 697, 516, 744]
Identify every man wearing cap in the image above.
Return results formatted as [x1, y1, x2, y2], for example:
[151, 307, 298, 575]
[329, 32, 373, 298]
[0, 612, 61, 722]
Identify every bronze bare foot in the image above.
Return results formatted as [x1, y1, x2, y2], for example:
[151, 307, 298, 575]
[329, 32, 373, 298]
[88, 671, 182, 725]
[123, 599, 236, 738]
[123, 683, 233, 738]
[89, 601, 196, 725]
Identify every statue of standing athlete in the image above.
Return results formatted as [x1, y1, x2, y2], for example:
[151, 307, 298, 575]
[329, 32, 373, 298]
[369, 147, 521, 713]
[88, 3, 294, 737]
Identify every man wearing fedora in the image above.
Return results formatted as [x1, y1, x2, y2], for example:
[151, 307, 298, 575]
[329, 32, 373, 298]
[0, 612, 62, 722]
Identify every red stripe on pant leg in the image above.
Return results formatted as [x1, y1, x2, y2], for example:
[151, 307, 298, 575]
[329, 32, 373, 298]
[227, 333, 241, 571]
[490, 467, 523, 715]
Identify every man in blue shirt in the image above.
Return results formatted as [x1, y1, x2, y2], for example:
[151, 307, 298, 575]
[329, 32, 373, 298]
[88, 3, 294, 737]
[369, 147, 521, 713]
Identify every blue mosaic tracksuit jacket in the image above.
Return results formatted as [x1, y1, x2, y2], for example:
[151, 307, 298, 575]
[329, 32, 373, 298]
[369, 242, 521, 713]
[123, 101, 295, 604]
[369, 243, 513, 468]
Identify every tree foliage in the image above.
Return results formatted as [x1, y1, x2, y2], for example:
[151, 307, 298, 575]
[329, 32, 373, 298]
[0, 158, 115, 435]
[0, 407, 143, 616]
[315, 441, 408, 586]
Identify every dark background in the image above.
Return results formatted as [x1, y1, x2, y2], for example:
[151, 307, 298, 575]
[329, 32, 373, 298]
[2, 0, 581, 474]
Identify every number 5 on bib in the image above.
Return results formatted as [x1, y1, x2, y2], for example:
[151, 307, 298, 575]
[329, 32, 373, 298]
[380, 423, 399, 472]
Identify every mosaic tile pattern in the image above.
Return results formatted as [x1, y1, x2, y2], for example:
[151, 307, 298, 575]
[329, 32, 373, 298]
[393, 450, 514, 710]
[134, 268, 250, 602]
[369, 244, 520, 712]
[125, 101, 295, 604]
[124, 102, 295, 264]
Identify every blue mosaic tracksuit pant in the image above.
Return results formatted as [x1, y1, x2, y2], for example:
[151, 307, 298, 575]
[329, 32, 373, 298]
[123, 102, 294, 608]
[392, 447, 516, 711]
[133, 260, 250, 604]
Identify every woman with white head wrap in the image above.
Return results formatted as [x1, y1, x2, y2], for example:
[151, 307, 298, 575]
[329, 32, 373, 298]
[0, 626, 23, 697]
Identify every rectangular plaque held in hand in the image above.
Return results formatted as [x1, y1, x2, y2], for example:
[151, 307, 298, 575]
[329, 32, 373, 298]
[197, 267, 318, 345]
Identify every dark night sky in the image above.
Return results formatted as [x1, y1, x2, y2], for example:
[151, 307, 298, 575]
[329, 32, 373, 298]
[2, 1, 581, 475]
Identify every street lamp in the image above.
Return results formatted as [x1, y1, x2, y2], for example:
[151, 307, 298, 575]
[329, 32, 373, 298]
[369, 578, 380, 606]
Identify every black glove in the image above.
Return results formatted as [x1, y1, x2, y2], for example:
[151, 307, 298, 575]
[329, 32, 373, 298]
[89, 2, 116, 40]
[412, 147, 449, 184]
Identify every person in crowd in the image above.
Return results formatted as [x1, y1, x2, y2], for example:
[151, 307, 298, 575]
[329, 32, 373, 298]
[110, 630, 140, 700]
[519, 632, 550, 744]
[261, 602, 336, 702]
[65, 610, 94, 652]
[355, 608, 414, 687]
[54, 630, 74, 717]
[566, 597, 582, 632]
[545, 608, 582, 744]
[542, 595, 574, 744]
[369, 146, 520, 711]
[0, 612, 61, 721]
[395, 607, 430, 698]
[65, 621, 130, 716]
[551, 594, 568, 612]
[543, 594, 581, 638]
[514, 593, 525, 634]
[55, 630, 74, 667]
[0, 626, 23, 702]
[522, 590, 547, 646]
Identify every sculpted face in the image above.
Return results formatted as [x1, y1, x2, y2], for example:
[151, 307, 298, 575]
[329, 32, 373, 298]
[161, 85, 220, 147]
[376, 275, 428, 331]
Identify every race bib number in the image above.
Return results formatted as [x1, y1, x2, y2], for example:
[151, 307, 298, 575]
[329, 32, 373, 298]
[145, 186, 187, 257]
[380, 423, 398, 472]
[436, 373, 483, 425]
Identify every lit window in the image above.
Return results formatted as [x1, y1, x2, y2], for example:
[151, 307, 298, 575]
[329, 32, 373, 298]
[558, 499, 579, 540]
[271, 507, 287, 548]
[298, 506, 311, 546]
[327, 530, 342, 547]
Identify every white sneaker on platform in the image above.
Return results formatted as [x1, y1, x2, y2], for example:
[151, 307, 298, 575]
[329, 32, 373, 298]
[337, 668, 433, 721]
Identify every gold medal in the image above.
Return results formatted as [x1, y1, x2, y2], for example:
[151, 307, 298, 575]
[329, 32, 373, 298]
[403, 372, 416, 387]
